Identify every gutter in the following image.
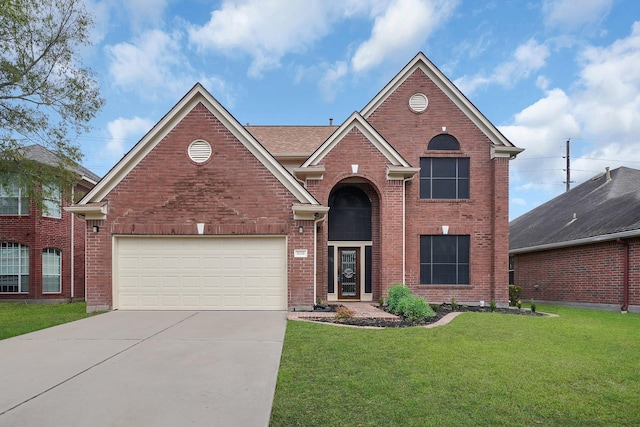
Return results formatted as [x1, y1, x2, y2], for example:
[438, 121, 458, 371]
[510, 229, 640, 255]
[617, 238, 630, 312]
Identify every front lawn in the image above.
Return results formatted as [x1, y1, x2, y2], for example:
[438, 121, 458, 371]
[271, 306, 640, 426]
[0, 302, 99, 340]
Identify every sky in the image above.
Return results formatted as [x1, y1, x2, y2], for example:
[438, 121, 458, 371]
[74, 0, 640, 220]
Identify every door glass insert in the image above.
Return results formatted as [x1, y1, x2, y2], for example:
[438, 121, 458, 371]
[339, 248, 359, 298]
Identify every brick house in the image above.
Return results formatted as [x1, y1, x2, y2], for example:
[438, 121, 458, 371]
[68, 52, 522, 312]
[1, 144, 99, 302]
[510, 166, 640, 313]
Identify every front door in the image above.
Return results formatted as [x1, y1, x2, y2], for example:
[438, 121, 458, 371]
[338, 248, 360, 299]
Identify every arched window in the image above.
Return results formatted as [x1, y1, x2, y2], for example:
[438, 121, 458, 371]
[0, 242, 29, 293]
[42, 248, 61, 293]
[428, 134, 460, 150]
[328, 186, 372, 241]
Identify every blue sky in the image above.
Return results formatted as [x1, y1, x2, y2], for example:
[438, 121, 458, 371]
[77, 0, 640, 220]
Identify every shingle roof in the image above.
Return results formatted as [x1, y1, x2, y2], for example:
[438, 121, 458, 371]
[510, 166, 640, 251]
[21, 144, 100, 182]
[245, 125, 337, 156]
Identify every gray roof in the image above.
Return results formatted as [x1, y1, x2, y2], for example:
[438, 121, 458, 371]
[21, 144, 100, 183]
[510, 166, 640, 252]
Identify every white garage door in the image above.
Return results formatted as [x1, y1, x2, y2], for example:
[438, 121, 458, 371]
[114, 236, 287, 310]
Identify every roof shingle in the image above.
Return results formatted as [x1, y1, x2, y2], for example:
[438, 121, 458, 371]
[510, 167, 640, 251]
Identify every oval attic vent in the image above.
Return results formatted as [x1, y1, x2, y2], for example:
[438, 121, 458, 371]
[188, 140, 212, 163]
[409, 93, 428, 113]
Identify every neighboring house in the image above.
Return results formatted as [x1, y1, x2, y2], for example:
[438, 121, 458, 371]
[510, 166, 640, 313]
[67, 52, 523, 312]
[0, 144, 99, 302]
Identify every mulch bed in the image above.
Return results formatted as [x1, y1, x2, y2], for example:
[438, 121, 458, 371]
[309, 304, 546, 328]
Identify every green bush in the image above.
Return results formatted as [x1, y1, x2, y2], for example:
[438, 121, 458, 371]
[387, 284, 412, 314]
[398, 295, 436, 321]
[509, 285, 522, 307]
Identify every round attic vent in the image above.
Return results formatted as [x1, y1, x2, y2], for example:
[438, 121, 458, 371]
[188, 140, 212, 163]
[409, 93, 428, 113]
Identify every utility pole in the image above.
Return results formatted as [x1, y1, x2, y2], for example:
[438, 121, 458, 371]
[564, 139, 571, 192]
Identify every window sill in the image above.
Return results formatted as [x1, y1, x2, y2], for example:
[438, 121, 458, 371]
[417, 198, 470, 203]
[419, 284, 471, 287]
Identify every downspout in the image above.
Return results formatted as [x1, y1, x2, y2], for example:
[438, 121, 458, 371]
[402, 175, 416, 284]
[313, 213, 327, 306]
[617, 238, 629, 312]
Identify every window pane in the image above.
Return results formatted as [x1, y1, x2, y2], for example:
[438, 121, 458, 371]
[433, 264, 457, 284]
[458, 265, 470, 284]
[43, 184, 61, 218]
[432, 179, 457, 198]
[42, 248, 61, 293]
[458, 179, 469, 199]
[433, 236, 456, 263]
[432, 158, 457, 177]
[420, 264, 431, 285]
[419, 179, 431, 198]
[458, 158, 470, 178]
[419, 158, 431, 176]
[458, 236, 470, 263]
[419, 236, 431, 262]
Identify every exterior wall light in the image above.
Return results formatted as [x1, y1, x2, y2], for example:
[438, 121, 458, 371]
[92, 225, 99, 233]
[298, 226, 304, 234]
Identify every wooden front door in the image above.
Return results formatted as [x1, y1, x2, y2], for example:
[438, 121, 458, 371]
[338, 247, 360, 299]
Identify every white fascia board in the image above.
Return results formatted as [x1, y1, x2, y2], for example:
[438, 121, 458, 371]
[492, 145, 525, 159]
[509, 229, 640, 255]
[64, 203, 107, 220]
[293, 205, 330, 220]
[79, 83, 318, 206]
[302, 112, 410, 168]
[361, 52, 520, 150]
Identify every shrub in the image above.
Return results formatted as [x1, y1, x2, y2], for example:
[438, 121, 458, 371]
[451, 296, 458, 311]
[398, 295, 436, 321]
[387, 284, 412, 314]
[509, 285, 522, 307]
[334, 306, 355, 320]
[490, 299, 497, 312]
[530, 298, 536, 313]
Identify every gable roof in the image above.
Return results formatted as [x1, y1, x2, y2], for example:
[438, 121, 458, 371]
[361, 52, 523, 159]
[76, 83, 319, 207]
[20, 144, 100, 184]
[246, 125, 337, 157]
[301, 111, 411, 168]
[510, 167, 640, 253]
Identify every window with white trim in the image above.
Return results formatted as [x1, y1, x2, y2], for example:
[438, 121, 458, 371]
[0, 176, 29, 215]
[43, 183, 61, 218]
[42, 248, 61, 293]
[420, 235, 470, 285]
[0, 242, 29, 293]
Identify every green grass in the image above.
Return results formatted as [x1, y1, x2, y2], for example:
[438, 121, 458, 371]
[0, 302, 99, 340]
[271, 306, 640, 426]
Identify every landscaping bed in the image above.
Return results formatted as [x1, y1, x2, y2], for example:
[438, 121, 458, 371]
[310, 303, 545, 327]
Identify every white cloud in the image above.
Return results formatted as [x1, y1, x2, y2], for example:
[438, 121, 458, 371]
[121, 0, 169, 29]
[106, 30, 185, 97]
[504, 22, 640, 198]
[455, 39, 550, 94]
[542, 0, 612, 30]
[106, 117, 154, 157]
[188, 0, 335, 77]
[351, 0, 459, 72]
[318, 61, 348, 102]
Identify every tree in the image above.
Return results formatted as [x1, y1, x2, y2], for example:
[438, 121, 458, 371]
[0, 0, 104, 208]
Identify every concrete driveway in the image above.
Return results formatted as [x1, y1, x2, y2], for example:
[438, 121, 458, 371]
[0, 310, 287, 426]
